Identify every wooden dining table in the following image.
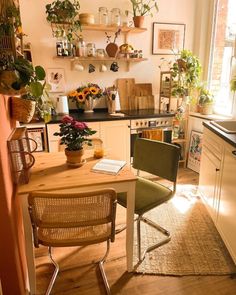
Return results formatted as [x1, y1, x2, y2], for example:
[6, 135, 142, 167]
[18, 151, 137, 295]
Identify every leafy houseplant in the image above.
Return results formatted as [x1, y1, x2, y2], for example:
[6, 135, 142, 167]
[54, 115, 96, 166]
[171, 50, 202, 98]
[68, 83, 103, 113]
[0, 56, 53, 122]
[129, 0, 159, 28]
[198, 86, 214, 115]
[45, 0, 81, 41]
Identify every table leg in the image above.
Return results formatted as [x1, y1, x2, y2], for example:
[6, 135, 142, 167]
[125, 181, 136, 272]
[21, 194, 37, 295]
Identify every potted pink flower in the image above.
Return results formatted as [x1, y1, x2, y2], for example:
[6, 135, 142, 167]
[54, 115, 96, 166]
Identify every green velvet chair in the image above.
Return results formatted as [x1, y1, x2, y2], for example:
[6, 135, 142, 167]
[118, 138, 180, 262]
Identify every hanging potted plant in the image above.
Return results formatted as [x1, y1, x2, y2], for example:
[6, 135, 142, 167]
[53, 115, 96, 166]
[45, 0, 81, 41]
[2, 57, 53, 123]
[128, 0, 159, 28]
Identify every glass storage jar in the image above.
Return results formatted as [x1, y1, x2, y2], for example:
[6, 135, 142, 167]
[111, 8, 121, 26]
[99, 7, 108, 25]
[96, 48, 105, 58]
[86, 43, 96, 57]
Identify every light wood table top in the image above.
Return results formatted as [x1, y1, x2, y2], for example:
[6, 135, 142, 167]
[18, 152, 137, 194]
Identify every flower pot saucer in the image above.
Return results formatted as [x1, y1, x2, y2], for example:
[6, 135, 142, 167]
[67, 159, 86, 168]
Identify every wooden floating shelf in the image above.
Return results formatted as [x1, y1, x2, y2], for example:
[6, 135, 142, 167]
[81, 24, 147, 33]
[51, 22, 147, 33]
[54, 56, 148, 62]
[172, 138, 187, 143]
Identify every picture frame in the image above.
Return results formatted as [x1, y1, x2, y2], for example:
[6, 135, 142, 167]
[187, 130, 203, 173]
[46, 68, 66, 93]
[152, 22, 186, 55]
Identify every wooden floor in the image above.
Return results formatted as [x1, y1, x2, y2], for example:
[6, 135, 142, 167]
[34, 168, 236, 295]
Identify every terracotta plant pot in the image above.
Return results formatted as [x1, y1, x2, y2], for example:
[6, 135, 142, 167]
[65, 148, 85, 167]
[11, 97, 36, 123]
[106, 43, 119, 58]
[133, 16, 145, 28]
[200, 103, 214, 115]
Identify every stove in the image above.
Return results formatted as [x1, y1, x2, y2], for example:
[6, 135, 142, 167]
[121, 109, 173, 118]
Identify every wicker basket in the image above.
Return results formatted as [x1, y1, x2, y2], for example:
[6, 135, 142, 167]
[11, 97, 36, 123]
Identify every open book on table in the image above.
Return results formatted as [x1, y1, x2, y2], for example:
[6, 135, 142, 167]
[92, 159, 126, 175]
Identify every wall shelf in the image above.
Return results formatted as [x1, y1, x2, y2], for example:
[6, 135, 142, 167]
[81, 24, 147, 34]
[54, 56, 148, 71]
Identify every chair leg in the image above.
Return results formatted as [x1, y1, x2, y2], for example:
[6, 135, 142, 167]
[46, 247, 59, 295]
[137, 217, 142, 261]
[138, 215, 171, 262]
[98, 240, 111, 295]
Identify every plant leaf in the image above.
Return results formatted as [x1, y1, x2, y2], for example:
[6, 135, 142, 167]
[35, 66, 46, 80]
[29, 81, 43, 97]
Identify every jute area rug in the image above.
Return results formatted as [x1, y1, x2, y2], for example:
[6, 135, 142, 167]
[133, 185, 236, 276]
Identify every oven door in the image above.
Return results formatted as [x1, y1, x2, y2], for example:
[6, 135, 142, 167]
[130, 128, 172, 159]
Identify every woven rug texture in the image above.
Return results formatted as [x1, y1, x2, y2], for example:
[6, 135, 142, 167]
[133, 185, 236, 275]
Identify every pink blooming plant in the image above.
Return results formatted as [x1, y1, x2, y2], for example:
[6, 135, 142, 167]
[54, 116, 96, 151]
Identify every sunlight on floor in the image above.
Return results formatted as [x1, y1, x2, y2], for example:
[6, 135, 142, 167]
[171, 184, 199, 214]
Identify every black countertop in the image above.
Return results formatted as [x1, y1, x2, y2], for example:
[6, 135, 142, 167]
[203, 121, 236, 148]
[48, 109, 175, 124]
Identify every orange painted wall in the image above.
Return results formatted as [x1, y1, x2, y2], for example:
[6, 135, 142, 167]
[0, 95, 27, 294]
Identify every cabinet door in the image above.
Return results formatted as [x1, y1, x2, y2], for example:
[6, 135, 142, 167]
[100, 120, 130, 163]
[217, 143, 236, 262]
[199, 147, 221, 221]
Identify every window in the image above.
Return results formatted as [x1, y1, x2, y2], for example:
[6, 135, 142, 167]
[208, 0, 236, 115]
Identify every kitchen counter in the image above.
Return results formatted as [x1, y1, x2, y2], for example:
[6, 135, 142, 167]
[203, 121, 236, 148]
[48, 109, 175, 124]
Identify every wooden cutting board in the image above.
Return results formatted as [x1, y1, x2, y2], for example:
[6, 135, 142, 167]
[134, 83, 152, 96]
[135, 95, 154, 109]
[117, 78, 135, 110]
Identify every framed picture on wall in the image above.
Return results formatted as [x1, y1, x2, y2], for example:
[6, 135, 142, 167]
[152, 22, 186, 55]
[46, 68, 66, 92]
[187, 130, 203, 173]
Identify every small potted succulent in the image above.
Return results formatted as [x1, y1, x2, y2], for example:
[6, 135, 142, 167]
[54, 115, 96, 166]
[128, 0, 159, 28]
[198, 86, 214, 115]
[45, 0, 81, 41]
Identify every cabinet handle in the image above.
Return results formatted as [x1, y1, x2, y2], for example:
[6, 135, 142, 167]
[232, 151, 236, 156]
[216, 168, 220, 172]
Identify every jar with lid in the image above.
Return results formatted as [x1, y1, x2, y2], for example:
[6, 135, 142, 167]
[86, 43, 96, 57]
[111, 8, 121, 26]
[76, 35, 86, 57]
[96, 48, 105, 58]
[99, 7, 108, 25]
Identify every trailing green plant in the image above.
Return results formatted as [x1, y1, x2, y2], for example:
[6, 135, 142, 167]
[0, 2, 22, 37]
[129, 0, 159, 16]
[45, 0, 81, 41]
[171, 50, 202, 97]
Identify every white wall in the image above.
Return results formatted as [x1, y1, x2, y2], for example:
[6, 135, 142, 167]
[19, 0, 197, 108]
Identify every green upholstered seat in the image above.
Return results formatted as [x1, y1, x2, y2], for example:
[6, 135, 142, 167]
[118, 177, 173, 215]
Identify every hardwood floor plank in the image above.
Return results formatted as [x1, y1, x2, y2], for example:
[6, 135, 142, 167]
[34, 168, 236, 295]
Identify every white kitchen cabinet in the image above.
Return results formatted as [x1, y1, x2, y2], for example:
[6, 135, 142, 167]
[100, 120, 130, 164]
[47, 122, 100, 152]
[199, 128, 223, 220]
[199, 126, 236, 263]
[217, 142, 236, 262]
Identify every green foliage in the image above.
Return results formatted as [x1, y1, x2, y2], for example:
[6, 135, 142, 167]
[130, 0, 158, 16]
[230, 76, 236, 92]
[45, 0, 81, 41]
[54, 116, 97, 151]
[171, 50, 202, 97]
[198, 85, 214, 106]
[0, 2, 21, 37]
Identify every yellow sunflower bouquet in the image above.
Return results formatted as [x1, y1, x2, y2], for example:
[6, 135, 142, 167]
[68, 83, 103, 108]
